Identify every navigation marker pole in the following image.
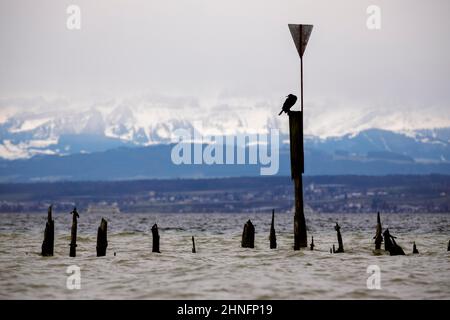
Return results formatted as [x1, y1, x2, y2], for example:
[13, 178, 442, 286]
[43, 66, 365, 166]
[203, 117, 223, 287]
[288, 24, 313, 249]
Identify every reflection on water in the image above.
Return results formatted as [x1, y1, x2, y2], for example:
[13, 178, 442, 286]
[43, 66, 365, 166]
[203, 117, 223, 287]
[0, 212, 449, 299]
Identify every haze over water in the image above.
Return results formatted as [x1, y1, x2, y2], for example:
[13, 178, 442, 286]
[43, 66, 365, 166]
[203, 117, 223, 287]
[0, 212, 449, 299]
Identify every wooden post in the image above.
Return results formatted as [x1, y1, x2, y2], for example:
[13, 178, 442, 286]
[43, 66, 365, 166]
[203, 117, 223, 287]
[289, 111, 307, 249]
[448, 240, 450, 251]
[383, 228, 405, 256]
[310, 236, 315, 251]
[374, 211, 383, 250]
[192, 236, 196, 253]
[334, 223, 344, 253]
[269, 209, 276, 249]
[69, 207, 79, 257]
[152, 223, 160, 253]
[241, 219, 255, 248]
[41, 205, 54, 256]
[96, 218, 108, 257]
[412, 242, 419, 254]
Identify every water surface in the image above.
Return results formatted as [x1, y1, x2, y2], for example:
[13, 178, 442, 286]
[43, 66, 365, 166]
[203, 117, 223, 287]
[0, 212, 449, 299]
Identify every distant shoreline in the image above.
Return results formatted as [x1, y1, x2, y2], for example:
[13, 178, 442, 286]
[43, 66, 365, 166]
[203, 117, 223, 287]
[0, 175, 448, 214]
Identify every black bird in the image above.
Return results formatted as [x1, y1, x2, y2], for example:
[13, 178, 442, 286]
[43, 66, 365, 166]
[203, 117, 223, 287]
[278, 94, 298, 115]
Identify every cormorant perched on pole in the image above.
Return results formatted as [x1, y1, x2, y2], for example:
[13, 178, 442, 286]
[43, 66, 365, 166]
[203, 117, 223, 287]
[278, 94, 298, 115]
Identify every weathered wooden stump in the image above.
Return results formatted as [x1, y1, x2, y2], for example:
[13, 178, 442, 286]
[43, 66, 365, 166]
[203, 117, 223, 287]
[242, 219, 255, 248]
[383, 228, 405, 256]
[310, 236, 315, 251]
[373, 212, 383, 250]
[334, 222, 344, 253]
[269, 210, 276, 249]
[69, 207, 79, 257]
[412, 242, 419, 254]
[192, 236, 196, 253]
[41, 205, 54, 256]
[96, 218, 108, 257]
[152, 223, 160, 253]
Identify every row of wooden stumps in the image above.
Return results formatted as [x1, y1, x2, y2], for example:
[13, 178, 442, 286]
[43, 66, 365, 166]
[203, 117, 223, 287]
[240, 210, 318, 251]
[42, 206, 110, 257]
[241, 210, 448, 255]
[42, 206, 449, 256]
[41, 206, 195, 257]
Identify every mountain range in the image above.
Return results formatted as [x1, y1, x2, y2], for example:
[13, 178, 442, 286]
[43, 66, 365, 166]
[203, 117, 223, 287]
[1, 107, 450, 182]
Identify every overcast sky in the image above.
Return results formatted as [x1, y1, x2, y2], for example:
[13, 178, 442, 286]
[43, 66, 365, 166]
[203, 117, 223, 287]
[1, 0, 449, 136]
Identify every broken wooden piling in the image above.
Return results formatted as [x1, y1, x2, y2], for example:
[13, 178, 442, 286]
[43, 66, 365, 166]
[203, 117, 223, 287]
[96, 218, 108, 257]
[242, 219, 255, 248]
[269, 210, 276, 249]
[69, 207, 79, 257]
[374, 212, 383, 250]
[383, 228, 405, 256]
[152, 223, 160, 253]
[310, 236, 315, 251]
[412, 242, 419, 254]
[192, 236, 196, 253]
[334, 223, 344, 253]
[41, 205, 54, 256]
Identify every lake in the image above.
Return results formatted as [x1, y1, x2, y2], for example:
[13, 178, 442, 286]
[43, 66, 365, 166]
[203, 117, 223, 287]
[0, 212, 449, 299]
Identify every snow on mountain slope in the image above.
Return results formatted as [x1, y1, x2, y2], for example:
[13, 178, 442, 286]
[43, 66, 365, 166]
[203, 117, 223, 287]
[0, 99, 449, 160]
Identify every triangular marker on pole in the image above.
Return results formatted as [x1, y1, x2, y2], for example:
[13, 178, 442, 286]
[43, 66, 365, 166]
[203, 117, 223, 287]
[288, 24, 313, 58]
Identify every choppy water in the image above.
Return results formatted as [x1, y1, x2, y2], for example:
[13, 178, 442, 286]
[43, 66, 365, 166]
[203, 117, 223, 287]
[0, 212, 449, 299]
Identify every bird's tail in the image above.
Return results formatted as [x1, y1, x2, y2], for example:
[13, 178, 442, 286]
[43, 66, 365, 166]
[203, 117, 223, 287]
[278, 110, 283, 116]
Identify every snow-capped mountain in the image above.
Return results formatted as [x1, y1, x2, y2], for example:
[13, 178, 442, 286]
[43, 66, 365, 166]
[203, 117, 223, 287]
[0, 104, 449, 164]
[0, 104, 282, 160]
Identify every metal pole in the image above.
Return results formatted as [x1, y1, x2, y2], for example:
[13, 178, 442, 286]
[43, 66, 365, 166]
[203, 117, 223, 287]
[300, 25, 304, 112]
[301, 58, 303, 111]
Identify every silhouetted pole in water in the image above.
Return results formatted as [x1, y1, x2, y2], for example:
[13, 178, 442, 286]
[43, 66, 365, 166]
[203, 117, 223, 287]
[287, 24, 313, 250]
[373, 212, 383, 250]
[192, 236, 196, 253]
[41, 205, 54, 256]
[334, 223, 344, 253]
[242, 220, 255, 248]
[448, 240, 450, 251]
[383, 228, 405, 256]
[152, 223, 160, 253]
[96, 218, 108, 257]
[69, 207, 79, 257]
[412, 242, 419, 254]
[269, 210, 277, 249]
[332, 244, 336, 254]
[310, 236, 315, 251]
